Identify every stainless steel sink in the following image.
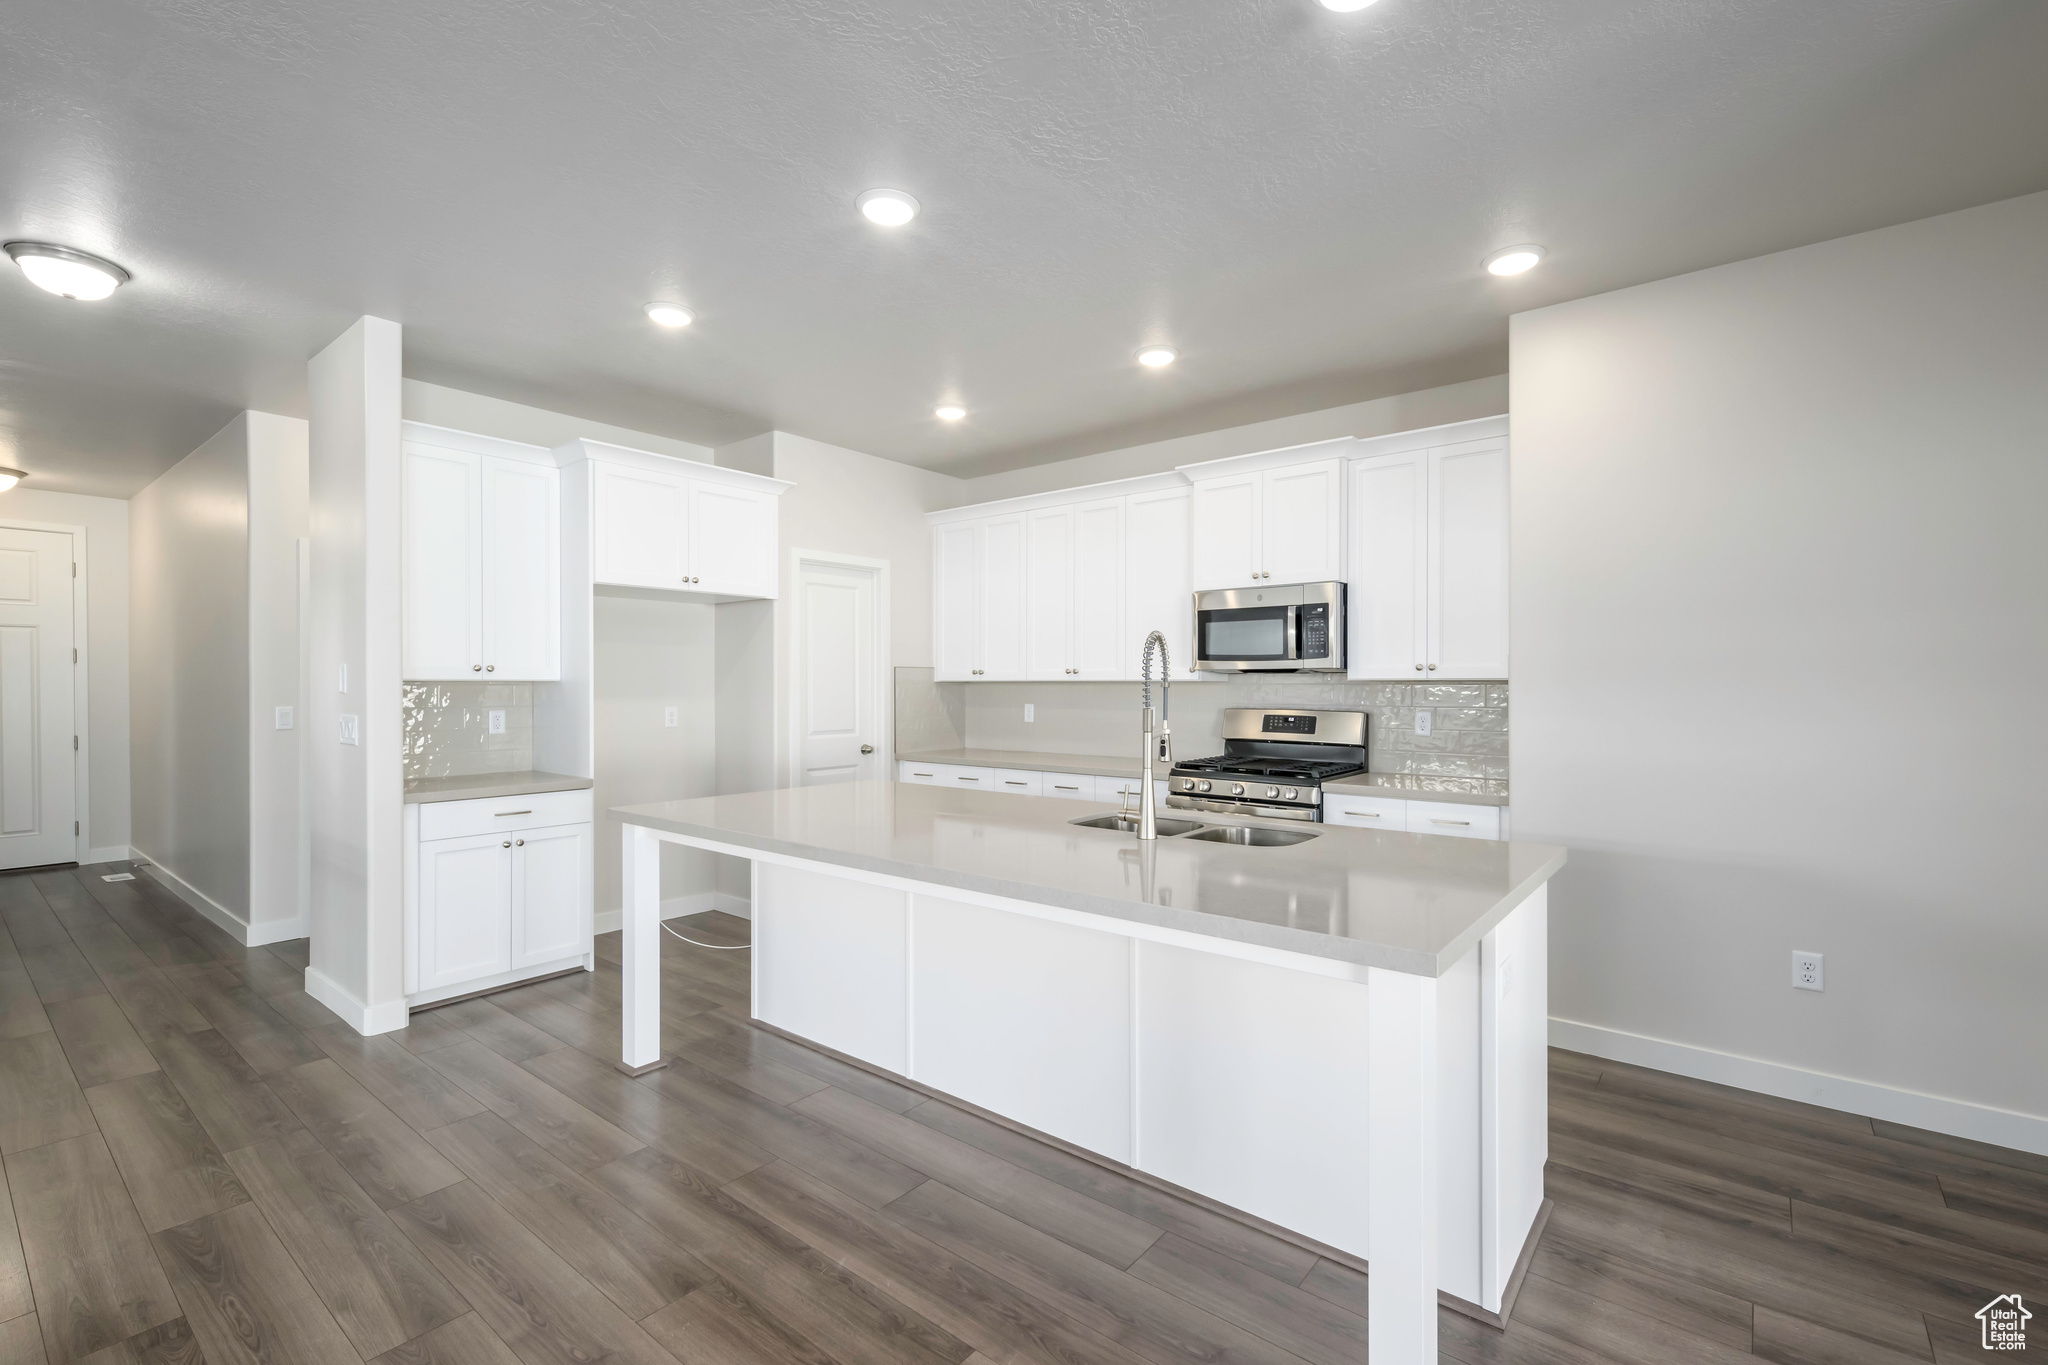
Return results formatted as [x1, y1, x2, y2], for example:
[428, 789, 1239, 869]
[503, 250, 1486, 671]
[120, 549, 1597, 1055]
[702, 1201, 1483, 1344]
[1068, 813, 1206, 837]
[1182, 825, 1319, 847]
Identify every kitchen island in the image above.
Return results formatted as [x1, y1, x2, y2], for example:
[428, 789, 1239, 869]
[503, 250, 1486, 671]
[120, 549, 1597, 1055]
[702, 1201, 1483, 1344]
[612, 780, 1565, 1365]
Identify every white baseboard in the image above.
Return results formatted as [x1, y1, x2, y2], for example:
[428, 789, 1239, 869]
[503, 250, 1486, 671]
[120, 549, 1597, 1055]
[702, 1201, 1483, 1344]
[1551, 1017, 2048, 1159]
[85, 845, 132, 865]
[133, 851, 252, 945]
[304, 966, 409, 1036]
[245, 917, 309, 947]
[594, 891, 750, 936]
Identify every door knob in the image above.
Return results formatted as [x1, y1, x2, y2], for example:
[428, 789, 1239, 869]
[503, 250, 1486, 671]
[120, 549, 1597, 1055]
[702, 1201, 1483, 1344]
[860, 744, 874, 754]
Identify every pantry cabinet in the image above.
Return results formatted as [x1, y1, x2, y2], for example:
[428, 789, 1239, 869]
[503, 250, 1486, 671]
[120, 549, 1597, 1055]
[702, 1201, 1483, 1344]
[1346, 421, 1509, 680]
[583, 445, 788, 599]
[402, 427, 561, 682]
[1186, 450, 1344, 590]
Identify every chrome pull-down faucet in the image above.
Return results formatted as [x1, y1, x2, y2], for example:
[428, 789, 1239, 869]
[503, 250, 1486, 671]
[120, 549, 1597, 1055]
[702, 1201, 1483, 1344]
[1138, 631, 1174, 839]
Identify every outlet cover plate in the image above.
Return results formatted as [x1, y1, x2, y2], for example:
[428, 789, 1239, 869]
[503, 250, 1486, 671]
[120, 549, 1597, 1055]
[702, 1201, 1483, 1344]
[1792, 950, 1824, 992]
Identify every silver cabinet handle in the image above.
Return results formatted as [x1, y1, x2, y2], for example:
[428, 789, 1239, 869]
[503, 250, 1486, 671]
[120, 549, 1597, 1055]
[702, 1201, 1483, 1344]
[1427, 663, 1436, 671]
[1351, 811, 1382, 818]
[1414, 663, 1424, 671]
[473, 664, 483, 672]
[911, 771, 934, 778]
[515, 838, 524, 846]
[495, 810, 531, 817]
[1053, 784, 1080, 791]
[957, 776, 980, 782]
[1004, 780, 1029, 787]
[1430, 819, 1471, 826]
[501, 840, 511, 848]
[485, 664, 494, 672]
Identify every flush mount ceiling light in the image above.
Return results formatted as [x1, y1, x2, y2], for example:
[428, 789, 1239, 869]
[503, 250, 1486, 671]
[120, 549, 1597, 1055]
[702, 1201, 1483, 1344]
[1484, 244, 1546, 276]
[4, 241, 130, 300]
[934, 405, 966, 421]
[1318, 0, 1380, 11]
[0, 469, 24, 493]
[856, 189, 920, 226]
[644, 302, 694, 327]
[1136, 346, 1178, 369]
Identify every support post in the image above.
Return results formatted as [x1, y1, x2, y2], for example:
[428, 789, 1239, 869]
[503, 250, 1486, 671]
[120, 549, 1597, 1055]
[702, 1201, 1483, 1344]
[1368, 965, 1439, 1363]
[618, 822, 666, 1074]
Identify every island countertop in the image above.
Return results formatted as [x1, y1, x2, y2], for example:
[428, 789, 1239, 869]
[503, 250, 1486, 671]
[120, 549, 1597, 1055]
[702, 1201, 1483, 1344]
[613, 780, 1563, 976]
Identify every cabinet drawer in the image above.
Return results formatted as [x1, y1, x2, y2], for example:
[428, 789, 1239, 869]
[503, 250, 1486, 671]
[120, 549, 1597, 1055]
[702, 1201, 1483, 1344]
[1041, 772, 1098, 800]
[1324, 794, 1408, 828]
[1406, 802, 1501, 840]
[991, 769, 1043, 796]
[419, 788, 593, 841]
[1096, 775, 1170, 804]
[899, 761, 945, 785]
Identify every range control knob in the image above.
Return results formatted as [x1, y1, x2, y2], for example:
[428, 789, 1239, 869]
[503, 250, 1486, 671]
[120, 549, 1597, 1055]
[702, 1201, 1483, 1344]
[1178, 778, 1195, 791]
[1265, 786, 1280, 799]
[1197, 780, 1212, 793]
[1283, 787, 1298, 800]
[1230, 783, 1246, 797]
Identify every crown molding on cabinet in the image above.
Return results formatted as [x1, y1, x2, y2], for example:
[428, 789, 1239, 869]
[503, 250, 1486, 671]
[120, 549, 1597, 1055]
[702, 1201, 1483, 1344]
[926, 469, 1190, 525]
[552, 437, 795, 494]
[402, 419, 559, 467]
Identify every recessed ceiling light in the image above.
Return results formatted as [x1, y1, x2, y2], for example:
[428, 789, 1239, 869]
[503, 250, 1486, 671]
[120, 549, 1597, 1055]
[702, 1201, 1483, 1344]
[934, 405, 966, 421]
[1318, 0, 1380, 11]
[1484, 245, 1545, 276]
[1136, 346, 1178, 369]
[4, 241, 130, 300]
[856, 189, 920, 227]
[644, 302, 694, 327]
[0, 468, 24, 494]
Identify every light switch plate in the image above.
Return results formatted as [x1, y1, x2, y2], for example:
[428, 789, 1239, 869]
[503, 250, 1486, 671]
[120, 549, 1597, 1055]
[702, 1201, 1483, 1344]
[338, 714, 359, 746]
[1025, 703, 1034, 723]
[488, 709, 506, 735]
[664, 706, 678, 728]
[274, 706, 294, 730]
[1415, 708, 1433, 736]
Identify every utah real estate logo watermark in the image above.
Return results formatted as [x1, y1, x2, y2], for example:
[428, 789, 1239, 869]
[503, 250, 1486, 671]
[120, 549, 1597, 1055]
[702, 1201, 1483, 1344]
[1980, 1294, 2031, 1351]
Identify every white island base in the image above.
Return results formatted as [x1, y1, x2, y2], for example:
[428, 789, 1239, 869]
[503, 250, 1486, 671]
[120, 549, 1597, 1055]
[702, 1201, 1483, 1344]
[619, 806, 1553, 1365]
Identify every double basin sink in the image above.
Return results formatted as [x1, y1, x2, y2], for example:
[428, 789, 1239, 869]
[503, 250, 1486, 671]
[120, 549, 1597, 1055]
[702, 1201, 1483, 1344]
[1067, 812, 1318, 847]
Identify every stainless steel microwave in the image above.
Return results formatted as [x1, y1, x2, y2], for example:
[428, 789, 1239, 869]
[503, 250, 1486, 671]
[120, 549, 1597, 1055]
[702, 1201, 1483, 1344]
[1192, 581, 1346, 672]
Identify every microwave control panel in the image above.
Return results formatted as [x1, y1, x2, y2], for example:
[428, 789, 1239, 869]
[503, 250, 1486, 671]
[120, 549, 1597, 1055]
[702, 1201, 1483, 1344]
[1299, 603, 1330, 659]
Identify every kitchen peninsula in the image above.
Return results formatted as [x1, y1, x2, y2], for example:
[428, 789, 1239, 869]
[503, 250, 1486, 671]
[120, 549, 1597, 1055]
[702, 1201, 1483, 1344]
[613, 781, 1565, 1364]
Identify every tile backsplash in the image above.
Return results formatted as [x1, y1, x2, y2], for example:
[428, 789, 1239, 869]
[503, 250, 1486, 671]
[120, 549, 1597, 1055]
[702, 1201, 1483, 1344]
[403, 682, 536, 780]
[921, 675, 1508, 781]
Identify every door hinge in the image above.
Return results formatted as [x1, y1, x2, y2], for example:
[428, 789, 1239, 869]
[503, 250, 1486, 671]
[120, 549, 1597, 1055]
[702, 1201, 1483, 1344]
[73, 735, 79, 751]
[72, 648, 77, 664]
[71, 563, 77, 577]
[74, 821, 79, 835]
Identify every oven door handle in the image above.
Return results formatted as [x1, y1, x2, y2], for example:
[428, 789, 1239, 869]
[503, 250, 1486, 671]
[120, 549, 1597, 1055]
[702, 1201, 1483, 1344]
[1285, 605, 1300, 661]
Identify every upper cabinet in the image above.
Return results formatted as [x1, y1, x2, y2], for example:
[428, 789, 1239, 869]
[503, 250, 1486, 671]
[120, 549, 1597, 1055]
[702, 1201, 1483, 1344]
[1185, 449, 1344, 590]
[575, 442, 790, 599]
[402, 427, 561, 682]
[1346, 422, 1509, 680]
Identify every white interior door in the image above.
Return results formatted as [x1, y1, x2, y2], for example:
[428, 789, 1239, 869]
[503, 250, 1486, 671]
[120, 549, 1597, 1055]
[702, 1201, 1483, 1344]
[401, 444, 482, 679]
[1348, 451, 1428, 679]
[1023, 507, 1073, 679]
[0, 529, 75, 869]
[795, 557, 882, 785]
[1428, 438, 1511, 679]
[479, 456, 560, 681]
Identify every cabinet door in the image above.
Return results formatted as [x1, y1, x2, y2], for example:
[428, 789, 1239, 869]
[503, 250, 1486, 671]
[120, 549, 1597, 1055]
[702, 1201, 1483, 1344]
[1261, 458, 1344, 584]
[1023, 506, 1074, 679]
[932, 522, 982, 680]
[979, 515, 1027, 680]
[1189, 474, 1262, 590]
[1347, 451, 1428, 679]
[1070, 498, 1126, 679]
[592, 461, 688, 588]
[480, 457, 560, 681]
[1428, 438, 1510, 680]
[1125, 486, 1192, 680]
[417, 834, 512, 991]
[402, 445, 482, 680]
[511, 822, 591, 969]
[689, 480, 779, 597]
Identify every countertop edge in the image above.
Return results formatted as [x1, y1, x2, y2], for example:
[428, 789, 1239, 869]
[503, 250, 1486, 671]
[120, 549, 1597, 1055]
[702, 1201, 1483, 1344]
[900, 749, 1510, 806]
[404, 772, 595, 805]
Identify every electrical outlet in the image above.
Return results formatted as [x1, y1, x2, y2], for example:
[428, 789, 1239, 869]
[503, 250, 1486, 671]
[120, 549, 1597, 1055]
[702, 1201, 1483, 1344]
[488, 709, 506, 736]
[664, 706, 678, 728]
[274, 706, 293, 730]
[1025, 703, 1034, 723]
[338, 714, 359, 746]
[1414, 708, 1433, 737]
[1792, 950, 1824, 992]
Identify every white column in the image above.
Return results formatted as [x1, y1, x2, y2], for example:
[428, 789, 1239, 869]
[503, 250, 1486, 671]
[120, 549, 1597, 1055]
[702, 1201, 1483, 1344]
[1368, 965, 1439, 1363]
[618, 821, 666, 1074]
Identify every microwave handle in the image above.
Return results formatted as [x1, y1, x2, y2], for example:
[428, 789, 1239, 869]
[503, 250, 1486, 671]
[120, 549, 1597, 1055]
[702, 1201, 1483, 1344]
[1285, 605, 1300, 661]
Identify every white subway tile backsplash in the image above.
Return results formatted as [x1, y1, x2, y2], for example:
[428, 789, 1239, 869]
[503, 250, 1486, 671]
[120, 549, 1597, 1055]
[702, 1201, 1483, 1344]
[404, 682, 536, 780]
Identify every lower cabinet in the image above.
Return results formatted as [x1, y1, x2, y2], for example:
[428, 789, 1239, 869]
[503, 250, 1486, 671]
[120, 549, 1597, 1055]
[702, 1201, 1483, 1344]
[897, 760, 1168, 805]
[406, 791, 594, 1005]
[1325, 793, 1507, 840]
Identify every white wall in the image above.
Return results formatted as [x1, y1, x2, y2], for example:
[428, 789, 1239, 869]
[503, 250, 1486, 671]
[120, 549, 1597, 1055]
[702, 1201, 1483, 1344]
[247, 413, 310, 935]
[307, 318, 407, 1033]
[1510, 190, 2048, 1149]
[591, 593, 721, 921]
[957, 375, 1507, 504]
[0, 486, 130, 860]
[403, 381, 715, 465]
[129, 417, 251, 918]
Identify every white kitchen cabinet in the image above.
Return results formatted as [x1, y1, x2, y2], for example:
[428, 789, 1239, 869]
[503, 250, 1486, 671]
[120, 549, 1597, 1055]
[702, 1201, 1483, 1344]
[1025, 498, 1127, 680]
[1187, 454, 1345, 590]
[1024, 506, 1074, 680]
[583, 446, 789, 599]
[1326, 792, 1508, 841]
[980, 515, 1027, 679]
[1346, 421, 1509, 681]
[402, 431, 561, 682]
[933, 522, 982, 681]
[1124, 485, 1191, 677]
[1041, 772, 1098, 800]
[405, 790, 595, 1005]
[990, 769, 1044, 796]
[934, 513, 1027, 680]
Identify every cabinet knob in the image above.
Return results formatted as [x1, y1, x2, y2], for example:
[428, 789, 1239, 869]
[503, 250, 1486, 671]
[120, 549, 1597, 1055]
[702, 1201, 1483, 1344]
[501, 840, 511, 848]
[485, 664, 494, 672]
[473, 664, 483, 672]
[515, 838, 524, 846]
[1414, 663, 1424, 671]
[1427, 663, 1436, 671]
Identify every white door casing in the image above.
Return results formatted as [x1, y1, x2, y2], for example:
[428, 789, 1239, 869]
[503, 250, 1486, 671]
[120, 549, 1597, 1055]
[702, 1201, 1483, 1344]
[0, 528, 76, 869]
[790, 551, 889, 787]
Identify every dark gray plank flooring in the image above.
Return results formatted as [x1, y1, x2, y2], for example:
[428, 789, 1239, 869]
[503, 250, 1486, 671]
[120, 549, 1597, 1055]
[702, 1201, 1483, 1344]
[0, 861, 2037, 1363]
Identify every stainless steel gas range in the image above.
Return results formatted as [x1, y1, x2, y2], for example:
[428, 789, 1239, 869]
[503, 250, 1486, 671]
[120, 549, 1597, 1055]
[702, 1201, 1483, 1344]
[1165, 707, 1368, 822]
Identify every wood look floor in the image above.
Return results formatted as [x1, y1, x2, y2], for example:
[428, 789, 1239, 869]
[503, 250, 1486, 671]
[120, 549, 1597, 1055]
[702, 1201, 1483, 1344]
[0, 862, 2035, 1365]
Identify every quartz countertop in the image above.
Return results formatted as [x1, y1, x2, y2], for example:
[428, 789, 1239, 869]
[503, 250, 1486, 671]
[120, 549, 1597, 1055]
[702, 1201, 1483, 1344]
[900, 747, 1508, 806]
[403, 770, 594, 805]
[613, 781, 1563, 977]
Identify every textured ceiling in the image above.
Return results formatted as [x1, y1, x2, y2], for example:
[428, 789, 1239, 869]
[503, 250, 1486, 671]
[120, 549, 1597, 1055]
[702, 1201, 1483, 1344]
[2, 0, 2046, 496]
